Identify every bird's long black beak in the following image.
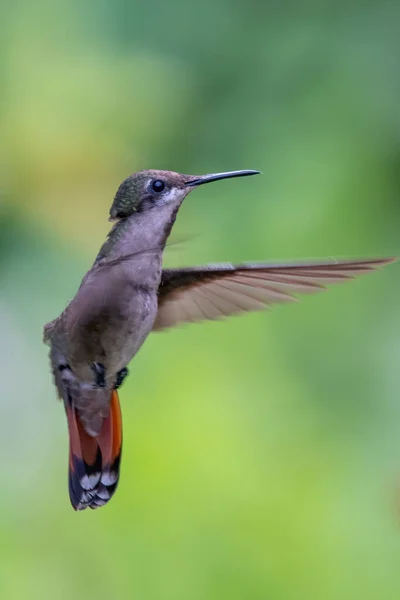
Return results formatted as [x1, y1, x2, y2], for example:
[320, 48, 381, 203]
[185, 169, 261, 187]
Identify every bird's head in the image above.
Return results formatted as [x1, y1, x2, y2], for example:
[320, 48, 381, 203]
[109, 169, 261, 220]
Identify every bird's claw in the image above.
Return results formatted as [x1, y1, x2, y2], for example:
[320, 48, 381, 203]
[91, 363, 128, 389]
[91, 362, 106, 388]
[114, 367, 128, 390]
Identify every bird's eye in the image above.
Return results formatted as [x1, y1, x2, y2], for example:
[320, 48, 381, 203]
[151, 180, 165, 193]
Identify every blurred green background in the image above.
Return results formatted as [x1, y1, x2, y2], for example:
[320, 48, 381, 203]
[1, 1, 400, 599]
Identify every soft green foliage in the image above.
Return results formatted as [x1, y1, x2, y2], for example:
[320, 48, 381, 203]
[1, 2, 400, 599]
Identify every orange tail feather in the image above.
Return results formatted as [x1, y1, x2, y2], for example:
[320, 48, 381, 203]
[66, 390, 122, 510]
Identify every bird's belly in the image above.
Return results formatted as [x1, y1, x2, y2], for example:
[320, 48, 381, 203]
[68, 288, 157, 382]
[109, 315, 154, 372]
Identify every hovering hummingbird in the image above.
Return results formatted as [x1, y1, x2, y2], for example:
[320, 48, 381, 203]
[43, 168, 394, 510]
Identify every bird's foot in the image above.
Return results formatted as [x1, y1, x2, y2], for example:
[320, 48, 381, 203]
[91, 362, 106, 388]
[58, 363, 73, 386]
[114, 367, 129, 390]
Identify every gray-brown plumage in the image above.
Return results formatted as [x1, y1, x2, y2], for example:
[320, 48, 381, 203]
[43, 168, 395, 510]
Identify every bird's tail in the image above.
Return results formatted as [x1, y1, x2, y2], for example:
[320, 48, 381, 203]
[65, 389, 122, 510]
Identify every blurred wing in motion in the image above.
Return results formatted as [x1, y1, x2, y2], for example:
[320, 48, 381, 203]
[153, 258, 395, 331]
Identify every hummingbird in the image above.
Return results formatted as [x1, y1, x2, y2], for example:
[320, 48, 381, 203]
[43, 168, 394, 510]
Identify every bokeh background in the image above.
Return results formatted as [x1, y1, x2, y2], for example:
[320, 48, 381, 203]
[1, 2, 400, 599]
